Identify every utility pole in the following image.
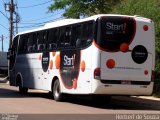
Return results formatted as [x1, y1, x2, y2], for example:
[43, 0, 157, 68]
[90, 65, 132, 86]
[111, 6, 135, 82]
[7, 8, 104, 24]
[5, 0, 20, 45]
[2, 35, 4, 52]
[9, 0, 14, 48]
[4, 0, 15, 78]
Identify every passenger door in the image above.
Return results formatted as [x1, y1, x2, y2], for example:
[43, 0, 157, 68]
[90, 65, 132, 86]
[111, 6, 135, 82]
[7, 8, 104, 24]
[9, 36, 19, 85]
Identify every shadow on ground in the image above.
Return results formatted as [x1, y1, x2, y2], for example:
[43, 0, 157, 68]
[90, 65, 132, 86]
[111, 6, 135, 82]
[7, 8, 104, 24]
[0, 85, 160, 111]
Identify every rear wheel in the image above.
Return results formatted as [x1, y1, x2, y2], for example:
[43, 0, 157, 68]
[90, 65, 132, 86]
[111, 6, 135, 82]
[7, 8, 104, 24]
[19, 79, 28, 94]
[52, 79, 63, 101]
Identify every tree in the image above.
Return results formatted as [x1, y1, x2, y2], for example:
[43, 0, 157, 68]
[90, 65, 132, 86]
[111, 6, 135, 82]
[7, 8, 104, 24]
[48, 0, 121, 18]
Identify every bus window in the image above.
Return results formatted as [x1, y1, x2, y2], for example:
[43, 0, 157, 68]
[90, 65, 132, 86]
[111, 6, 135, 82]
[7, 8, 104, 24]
[81, 22, 93, 48]
[45, 31, 49, 49]
[27, 33, 38, 52]
[71, 25, 77, 48]
[27, 33, 34, 52]
[71, 24, 82, 48]
[47, 29, 58, 50]
[88, 21, 94, 39]
[59, 27, 66, 48]
[43, 31, 48, 50]
[37, 31, 45, 51]
[18, 34, 28, 54]
[33, 33, 37, 51]
[64, 26, 71, 48]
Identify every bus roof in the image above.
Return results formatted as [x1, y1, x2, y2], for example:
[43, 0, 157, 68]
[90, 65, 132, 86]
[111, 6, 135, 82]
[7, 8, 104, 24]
[16, 14, 151, 36]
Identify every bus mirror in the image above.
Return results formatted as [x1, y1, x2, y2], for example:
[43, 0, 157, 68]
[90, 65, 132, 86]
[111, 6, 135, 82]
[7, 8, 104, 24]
[7, 51, 10, 60]
[7, 48, 13, 60]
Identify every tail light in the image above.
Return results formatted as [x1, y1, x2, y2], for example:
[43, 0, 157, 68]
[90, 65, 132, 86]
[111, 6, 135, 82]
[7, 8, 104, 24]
[94, 68, 101, 79]
[151, 70, 155, 81]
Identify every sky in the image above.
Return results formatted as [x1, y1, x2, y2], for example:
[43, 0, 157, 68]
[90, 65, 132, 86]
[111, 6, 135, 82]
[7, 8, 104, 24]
[0, 0, 64, 51]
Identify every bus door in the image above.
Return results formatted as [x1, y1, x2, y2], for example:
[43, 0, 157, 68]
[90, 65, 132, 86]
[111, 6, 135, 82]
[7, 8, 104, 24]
[8, 36, 19, 85]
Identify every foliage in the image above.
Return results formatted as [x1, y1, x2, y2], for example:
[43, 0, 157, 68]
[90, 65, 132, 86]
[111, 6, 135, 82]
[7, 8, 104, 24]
[48, 0, 120, 18]
[153, 78, 160, 97]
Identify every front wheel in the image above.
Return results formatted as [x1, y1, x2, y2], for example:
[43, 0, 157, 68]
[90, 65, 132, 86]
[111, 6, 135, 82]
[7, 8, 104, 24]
[52, 79, 63, 101]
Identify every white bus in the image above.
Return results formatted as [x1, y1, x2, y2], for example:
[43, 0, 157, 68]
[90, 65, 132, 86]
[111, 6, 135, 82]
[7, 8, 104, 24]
[8, 14, 155, 101]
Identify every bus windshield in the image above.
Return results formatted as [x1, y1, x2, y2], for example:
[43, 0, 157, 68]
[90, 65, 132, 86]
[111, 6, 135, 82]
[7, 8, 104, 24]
[96, 16, 136, 51]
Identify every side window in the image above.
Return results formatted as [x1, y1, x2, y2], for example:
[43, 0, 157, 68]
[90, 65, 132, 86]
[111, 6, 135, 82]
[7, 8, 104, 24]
[65, 26, 71, 48]
[37, 31, 45, 51]
[27, 33, 38, 52]
[58, 26, 72, 49]
[43, 31, 48, 50]
[76, 24, 82, 47]
[58, 27, 66, 48]
[88, 22, 94, 39]
[18, 34, 28, 54]
[82, 22, 88, 39]
[47, 29, 58, 50]
[33, 33, 37, 51]
[27, 33, 33, 52]
[72, 24, 82, 48]
[81, 21, 93, 47]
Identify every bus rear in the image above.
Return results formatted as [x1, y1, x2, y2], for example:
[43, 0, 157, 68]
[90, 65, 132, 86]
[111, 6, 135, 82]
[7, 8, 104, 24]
[92, 15, 155, 95]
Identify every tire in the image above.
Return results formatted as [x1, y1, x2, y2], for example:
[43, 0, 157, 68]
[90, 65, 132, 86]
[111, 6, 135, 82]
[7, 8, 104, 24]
[52, 79, 63, 101]
[19, 79, 28, 94]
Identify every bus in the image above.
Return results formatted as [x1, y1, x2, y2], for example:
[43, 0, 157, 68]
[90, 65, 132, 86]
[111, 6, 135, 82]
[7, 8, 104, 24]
[8, 14, 155, 101]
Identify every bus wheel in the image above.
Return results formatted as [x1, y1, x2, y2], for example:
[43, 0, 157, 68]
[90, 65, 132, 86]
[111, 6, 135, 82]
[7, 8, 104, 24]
[19, 80, 28, 94]
[52, 79, 63, 101]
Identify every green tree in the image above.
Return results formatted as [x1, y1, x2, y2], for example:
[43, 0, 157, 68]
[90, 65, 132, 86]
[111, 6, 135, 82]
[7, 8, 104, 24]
[113, 0, 160, 72]
[48, 0, 120, 18]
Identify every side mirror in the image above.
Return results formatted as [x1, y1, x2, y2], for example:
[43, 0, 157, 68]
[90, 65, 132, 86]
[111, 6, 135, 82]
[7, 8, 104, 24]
[7, 48, 13, 60]
[7, 52, 10, 60]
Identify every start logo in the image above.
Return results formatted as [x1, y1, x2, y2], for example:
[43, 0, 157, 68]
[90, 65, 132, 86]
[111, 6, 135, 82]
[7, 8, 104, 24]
[63, 54, 75, 66]
[106, 22, 125, 31]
